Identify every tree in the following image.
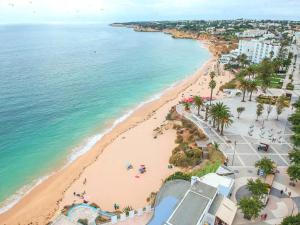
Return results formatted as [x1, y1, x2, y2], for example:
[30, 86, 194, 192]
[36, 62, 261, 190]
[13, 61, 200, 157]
[266, 103, 273, 120]
[289, 105, 300, 147]
[214, 102, 233, 135]
[247, 178, 269, 198]
[276, 95, 287, 120]
[256, 103, 264, 121]
[237, 53, 249, 68]
[287, 164, 300, 183]
[183, 102, 190, 111]
[257, 59, 274, 92]
[239, 78, 249, 102]
[209, 79, 216, 106]
[209, 102, 232, 134]
[247, 80, 258, 101]
[281, 213, 300, 225]
[270, 50, 274, 59]
[238, 196, 263, 220]
[210, 71, 216, 79]
[246, 64, 258, 79]
[276, 106, 283, 121]
[255, 157, 275, 175]
[209, 104, 218, 128]
[288, 149, 300, 164]
[194, 96, 203, 116]
[204, 104, 209, 121]
[237, 107, 245, 119]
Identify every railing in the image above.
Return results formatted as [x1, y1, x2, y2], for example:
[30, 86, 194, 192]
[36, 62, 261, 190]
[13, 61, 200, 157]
[101, 205, 153, 225]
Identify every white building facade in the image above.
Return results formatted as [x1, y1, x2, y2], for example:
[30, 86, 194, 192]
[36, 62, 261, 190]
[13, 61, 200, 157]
[236, 29, 267, 38]
[295, 32, 300, 46]
[238, 39, 281, 64]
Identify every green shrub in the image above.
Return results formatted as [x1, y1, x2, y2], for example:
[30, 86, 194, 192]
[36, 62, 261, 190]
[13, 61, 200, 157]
[175, 135, 183, 144]
[165, 171, 191, 182]
[219, 79, 238, 91]
[169, 151, 189, 167]
[287, 83, 294, 90]
[78, 218, 88, 225]
[281, 213, 300, 225]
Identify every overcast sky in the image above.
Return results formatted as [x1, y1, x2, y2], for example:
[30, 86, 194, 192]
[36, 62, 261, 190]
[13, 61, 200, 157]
[0, 0, 299, 24]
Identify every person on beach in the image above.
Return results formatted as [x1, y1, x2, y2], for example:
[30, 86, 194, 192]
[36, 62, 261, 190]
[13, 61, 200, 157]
[83, 178, 87, 185]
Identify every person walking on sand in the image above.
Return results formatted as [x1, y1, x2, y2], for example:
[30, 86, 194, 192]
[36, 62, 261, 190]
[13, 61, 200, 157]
[280, 190, 283, 196]
[83, 178, 87, 185]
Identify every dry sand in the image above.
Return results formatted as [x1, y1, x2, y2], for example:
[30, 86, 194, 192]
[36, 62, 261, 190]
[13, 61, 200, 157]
[0, 43, 233, 225]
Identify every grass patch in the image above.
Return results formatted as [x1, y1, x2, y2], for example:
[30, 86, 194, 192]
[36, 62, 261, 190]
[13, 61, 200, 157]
[219, 78, 238, 91]
[190, 160, 221, 177]
[256, 75, 284, 89]
[165, 160, 222, 182]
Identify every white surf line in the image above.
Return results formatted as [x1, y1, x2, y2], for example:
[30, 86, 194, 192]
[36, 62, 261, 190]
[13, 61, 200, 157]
[271, 145, 290, 166]
[241, 135, 262, 160]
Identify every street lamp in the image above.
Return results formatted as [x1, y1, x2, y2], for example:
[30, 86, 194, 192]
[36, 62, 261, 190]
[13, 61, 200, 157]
[231, 141, 237, 166]
[290, 195, 295, 216]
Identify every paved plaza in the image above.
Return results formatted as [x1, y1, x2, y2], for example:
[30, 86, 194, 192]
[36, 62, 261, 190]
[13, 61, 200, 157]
[183, 95, 295, 169]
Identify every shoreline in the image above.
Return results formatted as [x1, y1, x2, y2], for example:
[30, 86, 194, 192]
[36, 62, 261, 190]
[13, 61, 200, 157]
[0, 41, 208, 215]
[0, 39, 229, 225]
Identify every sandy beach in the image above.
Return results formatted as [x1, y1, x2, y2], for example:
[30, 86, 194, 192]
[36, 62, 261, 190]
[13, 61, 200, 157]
[0, 41, 234, 225]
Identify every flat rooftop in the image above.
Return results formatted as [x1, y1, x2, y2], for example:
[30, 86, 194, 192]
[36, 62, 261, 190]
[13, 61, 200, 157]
[167, 190, 210, 225]
[190, 180, 218, 199]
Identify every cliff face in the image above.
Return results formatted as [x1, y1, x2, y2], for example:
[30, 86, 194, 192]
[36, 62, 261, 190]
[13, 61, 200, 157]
[133, 26, 161, 32]
[163, 29, 199, 39]
[114, 24, 238, 57]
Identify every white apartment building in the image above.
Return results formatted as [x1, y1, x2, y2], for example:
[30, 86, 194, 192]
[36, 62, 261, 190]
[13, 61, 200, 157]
[219, 49, 239, 64]
[295, 32, 300, 46]
[236, 29, 267, 38]
[238, 39, 281, 64]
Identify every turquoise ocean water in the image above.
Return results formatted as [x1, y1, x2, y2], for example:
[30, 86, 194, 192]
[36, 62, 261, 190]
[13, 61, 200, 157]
[0, 24, 210, 211]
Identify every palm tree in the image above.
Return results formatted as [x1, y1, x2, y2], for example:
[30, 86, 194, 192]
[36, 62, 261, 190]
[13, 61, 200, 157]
[247, 80, 258, 101]
[209, 104, 218, 128]
[183, 101, 190, 111]
[209, 79, 216, 106]
[219, 109, 233, 135]
[210, 102, 233, 135]
[237, 53, 249, 68]
[210, 71, 216, 79]
[246, 65, 258, 79]
[204, 104, 209, 121]
[194, 96, 203, 116]
[239, 78, 249, 102]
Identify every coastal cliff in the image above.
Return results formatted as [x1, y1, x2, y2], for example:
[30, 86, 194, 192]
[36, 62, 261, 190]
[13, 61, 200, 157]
[111, 24, 238, 57]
